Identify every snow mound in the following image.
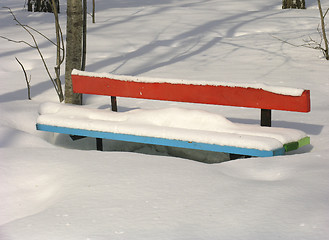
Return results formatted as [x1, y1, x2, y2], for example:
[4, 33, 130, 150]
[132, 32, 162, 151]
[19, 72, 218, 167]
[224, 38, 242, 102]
[37, 102, 307, 151]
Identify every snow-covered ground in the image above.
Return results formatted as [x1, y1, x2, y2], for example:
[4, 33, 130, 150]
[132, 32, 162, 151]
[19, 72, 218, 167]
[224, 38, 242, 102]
[1, 0, 329, 239]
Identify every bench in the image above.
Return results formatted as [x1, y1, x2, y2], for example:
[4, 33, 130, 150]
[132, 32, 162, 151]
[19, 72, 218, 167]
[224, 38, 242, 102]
[36, 69, 311, 158]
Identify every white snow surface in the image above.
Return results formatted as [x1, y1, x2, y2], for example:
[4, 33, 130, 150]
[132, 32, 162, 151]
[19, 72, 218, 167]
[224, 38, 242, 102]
[37, 102, 306, 151]
[72, 69, 306, 96]
[1, 0, 329, 240]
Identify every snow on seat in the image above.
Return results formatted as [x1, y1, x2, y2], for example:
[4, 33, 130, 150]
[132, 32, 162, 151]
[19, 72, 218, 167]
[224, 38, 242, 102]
[36, 102, 310, 157]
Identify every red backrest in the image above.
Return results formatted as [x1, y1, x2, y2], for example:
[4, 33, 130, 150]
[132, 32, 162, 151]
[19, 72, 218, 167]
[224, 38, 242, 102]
[72, 72, 310, 112]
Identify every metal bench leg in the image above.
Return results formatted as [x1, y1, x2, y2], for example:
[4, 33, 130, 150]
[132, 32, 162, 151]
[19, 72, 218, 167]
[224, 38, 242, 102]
[261, 109, 271, 127]
[96, 138, 103, 151]
[111, 96, 117, 112]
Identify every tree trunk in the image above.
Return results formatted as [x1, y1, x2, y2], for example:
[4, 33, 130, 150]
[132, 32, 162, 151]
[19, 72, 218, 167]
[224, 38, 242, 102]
[81, 0, 87, 71]
[282, 0, 306, 9]
[27, 0, 32, 11]
[27, 0, 59, 13]
[65, 0, 83, 104]
[36, 0, 41, 11]
[92, 0, 96, 23]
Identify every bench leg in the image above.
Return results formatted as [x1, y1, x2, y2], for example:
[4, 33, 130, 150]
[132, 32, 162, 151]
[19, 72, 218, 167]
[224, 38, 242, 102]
[111, 96, 117, 112]
[261, 109, 271, 127]
[96, 138, 103, 151]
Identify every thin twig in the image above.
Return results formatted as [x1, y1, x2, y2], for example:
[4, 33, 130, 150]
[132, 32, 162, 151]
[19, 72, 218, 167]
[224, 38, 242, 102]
[324, 7, 329, 18]
[23, 24, 63, 50]
[15, 57, 31, 100]
[271, 35, 315, 49]
[318, 0, 329, 59]
[271, 23, 328, 59]
[0, 35, 36, 48]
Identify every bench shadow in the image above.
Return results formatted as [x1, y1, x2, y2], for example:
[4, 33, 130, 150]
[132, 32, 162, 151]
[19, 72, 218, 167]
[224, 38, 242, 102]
[228, 117, 323, 136]
[228, 117, 318, 155]
[95, 104, 139, 112]
[51, 132, 231, 164]
[285, 144, 314, 155]
[94, 107, 324, 137]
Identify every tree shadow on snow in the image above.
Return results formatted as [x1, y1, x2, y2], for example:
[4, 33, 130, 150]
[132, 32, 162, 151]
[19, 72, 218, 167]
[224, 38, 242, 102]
[86, 2, 282, 75]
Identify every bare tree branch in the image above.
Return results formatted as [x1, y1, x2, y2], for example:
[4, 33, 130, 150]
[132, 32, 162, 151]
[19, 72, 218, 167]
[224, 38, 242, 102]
[51, 0, 64, 101]
[271, 34, 327, 56]
[324, 7, 329, 18]
[15, 57, 31, 100]
[272, 1, 328, 60]
[317, 0, 329, 59]
[3, 23, 64, 51]
[2, 7, 64, 101]
[0, 35, 36, 48]
[23, 24, 63, 50]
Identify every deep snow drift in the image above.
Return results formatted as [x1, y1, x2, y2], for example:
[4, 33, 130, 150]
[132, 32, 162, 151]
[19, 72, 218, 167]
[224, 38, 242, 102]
[1, 0, 329, 239]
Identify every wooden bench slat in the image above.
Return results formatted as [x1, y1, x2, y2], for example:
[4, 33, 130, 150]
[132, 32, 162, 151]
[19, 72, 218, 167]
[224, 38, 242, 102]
[72, 74, 310, 112]
[36, 123, 286, 157]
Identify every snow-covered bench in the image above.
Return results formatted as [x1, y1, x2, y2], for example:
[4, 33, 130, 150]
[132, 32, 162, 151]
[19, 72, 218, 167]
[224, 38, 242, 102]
[36, 69, 311, 158]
